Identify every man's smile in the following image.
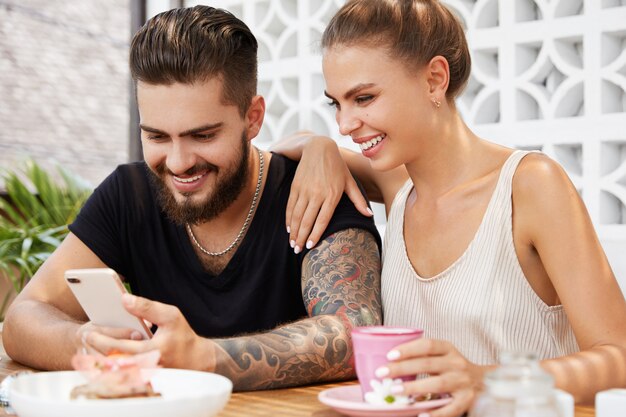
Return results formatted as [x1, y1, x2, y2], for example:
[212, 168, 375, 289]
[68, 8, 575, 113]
[173, 172, 206, 183]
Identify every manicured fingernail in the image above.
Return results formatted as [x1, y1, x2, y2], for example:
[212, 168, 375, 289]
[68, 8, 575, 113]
[306, 240, 313, 249]
[375, 366, 389, 378]
[367, 207, 373, 215]
[130, 331, 143, 340]
[387, 350, 401, 360]
[122, 293, 136, 307]
[290, 240, 295, 248]
[418, 413, 430, 417]
[287, 226, 290, 233]
[390, 385, 404, 394]
[294, 245, 301, 254]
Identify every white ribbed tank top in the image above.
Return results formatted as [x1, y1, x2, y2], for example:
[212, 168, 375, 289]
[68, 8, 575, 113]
[381, 151, 579, 365]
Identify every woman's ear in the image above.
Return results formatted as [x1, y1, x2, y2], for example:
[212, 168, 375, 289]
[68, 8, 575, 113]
[245, 95, 266, 140]
[426, 55, 450, 98]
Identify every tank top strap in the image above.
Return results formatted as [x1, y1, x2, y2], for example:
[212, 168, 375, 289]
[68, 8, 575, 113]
[491, 150, 539, 209]
[386, 178, 414, 230]
[475, 150, 539, 240]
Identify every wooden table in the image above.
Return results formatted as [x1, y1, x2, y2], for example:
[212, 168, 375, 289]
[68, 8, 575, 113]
[0, 334, 595, 416]
[223, 384, 596, 417]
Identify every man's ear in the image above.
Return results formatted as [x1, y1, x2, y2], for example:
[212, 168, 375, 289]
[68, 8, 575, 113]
[245, 95, 265, 140]
[426, 55, 450, 97]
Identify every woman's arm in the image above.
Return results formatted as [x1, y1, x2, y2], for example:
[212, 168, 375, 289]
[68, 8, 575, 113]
[271, 131, 407, 250]
[272, 131, 383, 200]
[513, 153, 626, 403]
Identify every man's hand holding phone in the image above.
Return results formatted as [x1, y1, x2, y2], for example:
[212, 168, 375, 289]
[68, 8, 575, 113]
[80, 293, 216, 371]
[65, 268, 153, 355]
[65, 268, 213, 369]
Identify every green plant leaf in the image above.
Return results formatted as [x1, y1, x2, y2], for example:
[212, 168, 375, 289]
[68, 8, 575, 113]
[0, 159, 93, 318]
[21, 237, 33, 258]
[0, 198, 27, 227]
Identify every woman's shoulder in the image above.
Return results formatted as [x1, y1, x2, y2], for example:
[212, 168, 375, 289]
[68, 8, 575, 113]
[511, 152, 581, 231]
[513, 152, 573, 199]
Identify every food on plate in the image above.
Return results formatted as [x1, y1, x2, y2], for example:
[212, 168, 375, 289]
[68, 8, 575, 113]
[70, 350, 161, 399]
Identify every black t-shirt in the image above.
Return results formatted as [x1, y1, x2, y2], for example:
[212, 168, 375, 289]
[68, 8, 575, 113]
[69, 153, 380, 338]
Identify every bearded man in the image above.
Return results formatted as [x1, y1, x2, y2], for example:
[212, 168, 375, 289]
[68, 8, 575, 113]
[3, 5, 382, 391]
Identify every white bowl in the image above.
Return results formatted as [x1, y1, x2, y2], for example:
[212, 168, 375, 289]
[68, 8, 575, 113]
[9, 368, 232, 417]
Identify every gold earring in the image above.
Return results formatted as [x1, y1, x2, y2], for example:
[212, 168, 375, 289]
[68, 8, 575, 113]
[432, 98, 441, 108]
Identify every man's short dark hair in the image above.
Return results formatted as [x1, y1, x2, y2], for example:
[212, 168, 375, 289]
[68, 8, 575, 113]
[130, 5, 258, 116]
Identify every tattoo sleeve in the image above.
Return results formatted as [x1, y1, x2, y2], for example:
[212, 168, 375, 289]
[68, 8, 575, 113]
[213, 228, 382, 390]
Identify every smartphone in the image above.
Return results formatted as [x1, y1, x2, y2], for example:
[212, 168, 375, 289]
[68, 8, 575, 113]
[65, 268, 152, 339]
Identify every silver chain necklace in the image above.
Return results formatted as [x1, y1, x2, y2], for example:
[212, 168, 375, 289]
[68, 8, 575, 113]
[186, 148, 264, 257]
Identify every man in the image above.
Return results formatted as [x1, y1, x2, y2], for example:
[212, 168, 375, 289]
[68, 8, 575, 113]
[3, 6, 382, 390]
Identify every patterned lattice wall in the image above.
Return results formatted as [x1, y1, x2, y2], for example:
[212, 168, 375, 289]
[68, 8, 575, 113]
[152, 0, 626, 289]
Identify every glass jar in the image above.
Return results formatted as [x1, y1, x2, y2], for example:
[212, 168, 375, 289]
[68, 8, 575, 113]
[469, 351, 561, 417]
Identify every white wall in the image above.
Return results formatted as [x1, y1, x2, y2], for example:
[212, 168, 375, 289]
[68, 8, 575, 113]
[151, 0, 626, 294]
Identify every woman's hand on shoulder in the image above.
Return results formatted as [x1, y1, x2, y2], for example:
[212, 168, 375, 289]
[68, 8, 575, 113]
[286, 135, 372, 252]
[380, 338, 488, 417]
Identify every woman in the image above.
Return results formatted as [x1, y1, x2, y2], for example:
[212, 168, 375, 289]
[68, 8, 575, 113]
[273, 0, 626, 415]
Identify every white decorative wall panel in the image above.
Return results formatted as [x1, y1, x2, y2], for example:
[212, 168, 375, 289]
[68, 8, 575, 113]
[152, 0, 626, 291]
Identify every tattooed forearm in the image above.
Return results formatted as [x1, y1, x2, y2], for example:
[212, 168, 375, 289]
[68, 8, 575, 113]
[212, 228, 381, 391]
[213, 316, 350, 390]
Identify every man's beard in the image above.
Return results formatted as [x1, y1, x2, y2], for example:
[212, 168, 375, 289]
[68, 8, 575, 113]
[147, 133, 250, 226]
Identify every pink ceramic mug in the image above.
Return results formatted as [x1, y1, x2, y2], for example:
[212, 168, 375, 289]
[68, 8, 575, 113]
[352, 326, 424, 397]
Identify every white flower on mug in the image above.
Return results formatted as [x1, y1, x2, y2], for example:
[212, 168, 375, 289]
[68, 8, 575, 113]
[364, 378, 412, 405]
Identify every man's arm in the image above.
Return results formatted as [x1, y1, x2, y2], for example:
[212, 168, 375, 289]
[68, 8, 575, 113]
[212, 227, 381, 390]
[79, 227, 381, 390]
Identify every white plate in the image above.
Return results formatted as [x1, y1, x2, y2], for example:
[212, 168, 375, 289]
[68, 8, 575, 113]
[318, 385, 452, 417]
[9, 368, 232, 417]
